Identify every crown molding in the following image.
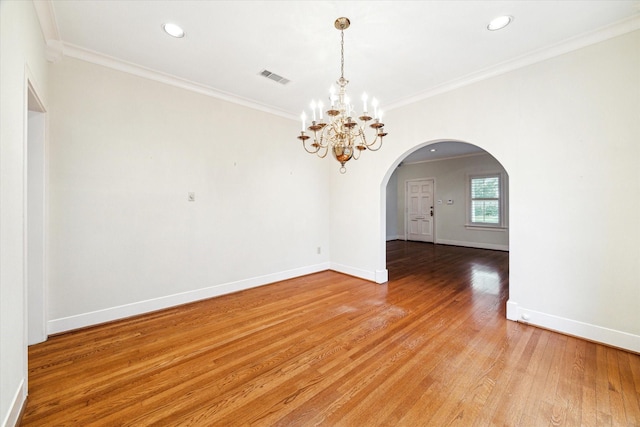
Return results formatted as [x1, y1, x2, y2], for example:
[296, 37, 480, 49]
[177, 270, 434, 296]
[31, 0, 296, 120]
[45, 40, 63, 63]
[61, 43, 297, 120]
[385, 15, 640, 112]
[33, 0, 639, 119]
[33, 0, 63, 62]
[33, 0, 60, 42]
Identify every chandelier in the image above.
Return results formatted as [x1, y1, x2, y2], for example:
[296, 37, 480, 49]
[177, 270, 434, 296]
[297, 17, 388, 174]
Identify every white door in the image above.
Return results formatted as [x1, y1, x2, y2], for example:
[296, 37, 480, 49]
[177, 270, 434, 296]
[407, 179, 434, 243]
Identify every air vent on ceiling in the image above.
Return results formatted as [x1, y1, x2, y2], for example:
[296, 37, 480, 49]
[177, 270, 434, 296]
[259, 69, 290, 85]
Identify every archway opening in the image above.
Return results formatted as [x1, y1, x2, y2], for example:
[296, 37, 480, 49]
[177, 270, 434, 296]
[380, 139, 510, 312]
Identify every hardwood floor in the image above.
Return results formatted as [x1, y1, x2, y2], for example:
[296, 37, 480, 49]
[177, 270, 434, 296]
[22, 241, 640, 426]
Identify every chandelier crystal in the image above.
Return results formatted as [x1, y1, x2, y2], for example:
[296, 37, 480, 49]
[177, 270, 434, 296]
[297, 17, 388, 174]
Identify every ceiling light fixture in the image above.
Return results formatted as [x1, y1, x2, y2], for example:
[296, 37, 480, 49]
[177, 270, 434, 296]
[487, 15, 513, 31]
[163, 23, 185, 38]
[296, 17, 387, 174]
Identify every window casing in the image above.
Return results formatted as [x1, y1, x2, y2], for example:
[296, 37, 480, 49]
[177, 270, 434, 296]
[467, 173, 506, 229]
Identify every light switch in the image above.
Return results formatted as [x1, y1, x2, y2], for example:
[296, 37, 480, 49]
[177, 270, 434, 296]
[188, 192, 195, 202]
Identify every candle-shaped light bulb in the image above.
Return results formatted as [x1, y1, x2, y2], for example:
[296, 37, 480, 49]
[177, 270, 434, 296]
[362, 92, 368, 113]
[301, 112, 306, 131]
[378, 110, 383, 121]
[344, 96, 350, 113]
[329, 86, 336, 108]
[372, 98, 379, 119]
[310, 100, 316, 121]
[318, 101, 324, 120]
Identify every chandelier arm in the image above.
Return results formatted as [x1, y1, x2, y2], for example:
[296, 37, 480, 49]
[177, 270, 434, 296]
[364, 140, 384, 151]
[358, 126, 385, 150]
[352, 145, 361, 160]
[316, 144, 329, 158]
[312, 127, 331, 159]
[301, 139, 320, 154]
[363, 135, 384, 151]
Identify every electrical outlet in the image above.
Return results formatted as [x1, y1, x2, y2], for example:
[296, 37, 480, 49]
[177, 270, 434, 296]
[317, 247, 321, 254]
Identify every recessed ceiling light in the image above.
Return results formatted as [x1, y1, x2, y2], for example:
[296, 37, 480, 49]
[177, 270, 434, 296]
[163, 23, 185, 38]
[430, 148, 437, 152]
[487, 15, 513, 31]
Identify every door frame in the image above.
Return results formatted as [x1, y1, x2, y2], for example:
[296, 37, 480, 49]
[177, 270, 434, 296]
[25, 69, 48, 345]
[404, 177, 436, 243]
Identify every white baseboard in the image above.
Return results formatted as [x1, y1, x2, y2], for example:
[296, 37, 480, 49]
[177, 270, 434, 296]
[3, 379, 26, 427]
[386, 235, 403, 241]
[506, 300, 519, 321]
[436, 238, 509, 251]
[48, 262, 330, 335]
[313, 263, 387, 284]
[375, 269, 389, 284]
[506, 300, 640, 353]
[329, 262, 377, 282]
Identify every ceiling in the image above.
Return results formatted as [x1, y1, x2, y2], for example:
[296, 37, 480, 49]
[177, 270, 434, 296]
[401, 141, 486, 164]
[41, 1, 639, 164]
[45, 0, 640, 122]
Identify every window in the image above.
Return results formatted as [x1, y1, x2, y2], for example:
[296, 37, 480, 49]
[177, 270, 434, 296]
[468, 173, 506, 228]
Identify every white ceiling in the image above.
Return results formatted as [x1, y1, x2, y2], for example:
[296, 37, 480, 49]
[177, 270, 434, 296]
[401, 141, 486, 164]
[45, 0, 640, 122]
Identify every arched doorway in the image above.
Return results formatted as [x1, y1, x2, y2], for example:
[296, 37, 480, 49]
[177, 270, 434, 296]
[380, 139, 510, 298]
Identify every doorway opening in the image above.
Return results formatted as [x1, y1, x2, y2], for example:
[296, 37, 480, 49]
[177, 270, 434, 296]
[27, 80, 47, 345]
[381, 139, 509, 284]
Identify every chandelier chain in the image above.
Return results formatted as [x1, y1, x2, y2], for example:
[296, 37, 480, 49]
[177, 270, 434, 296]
[340, 29, 345, 80]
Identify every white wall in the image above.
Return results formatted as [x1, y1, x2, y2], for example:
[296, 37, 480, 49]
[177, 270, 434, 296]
[330, 30, 640, 352]
[394, 153, 509, 250]
[47, 56, 331, 331]
[0, 1, 49, 425]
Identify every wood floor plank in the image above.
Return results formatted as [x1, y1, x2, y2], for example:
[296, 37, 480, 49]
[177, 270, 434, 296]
[21, 241, 640, 426]
[606, 346, 628, 426]
[581, 341, 599, 427]
[618, 352, 640, 425]
[595, 344, 614, 424]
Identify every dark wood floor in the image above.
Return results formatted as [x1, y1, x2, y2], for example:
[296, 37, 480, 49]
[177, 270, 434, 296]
[22, 241, 640, 426]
